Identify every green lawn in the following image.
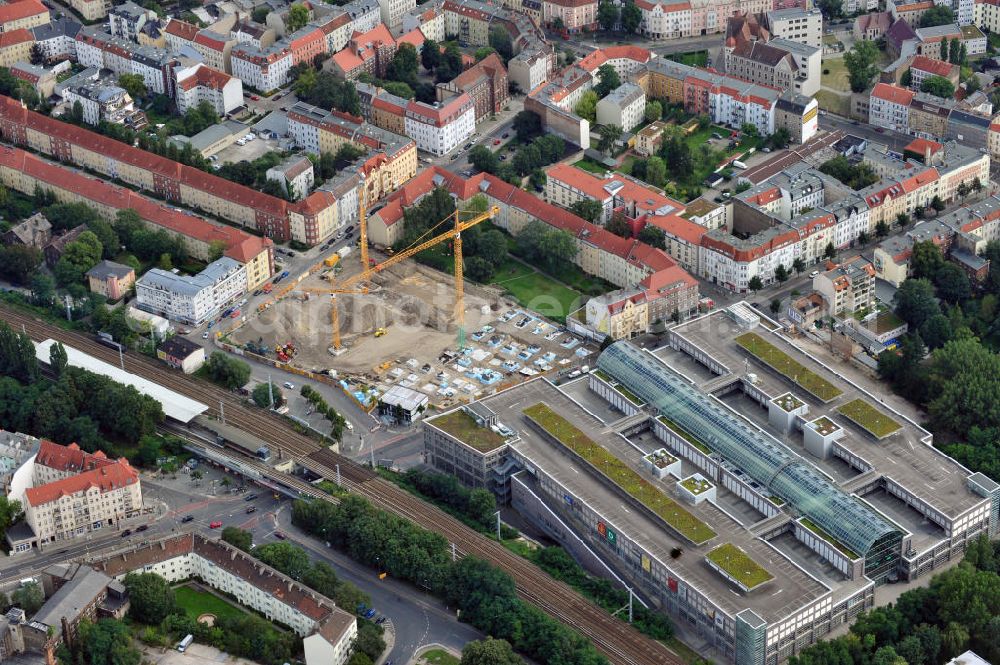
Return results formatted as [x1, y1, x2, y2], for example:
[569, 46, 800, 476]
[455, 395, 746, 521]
[736, 332, 844, 402]
[490, 260, 585, 323]
[420, 648, 460, 665]
[174, 585, 248, 623]
[837, 399, 903, 438]
[821, 58, 851, 93]
[706, 544, 773, 589]
[524, 403, 717, 544]
[573, 158, 608, 174]
[667, 50, 709, 67]
[430, 409, 508, 452]
[815, 90, 851, 117]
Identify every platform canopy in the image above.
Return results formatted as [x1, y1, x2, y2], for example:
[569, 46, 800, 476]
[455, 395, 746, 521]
[35, 339, 209, 423]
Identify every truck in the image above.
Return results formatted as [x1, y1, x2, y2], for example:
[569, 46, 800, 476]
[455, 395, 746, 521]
[177, 635, 193, 653]
[731, 159, 748, 170]
[324, 255, 340, 268]
[337, 246, 353, 259]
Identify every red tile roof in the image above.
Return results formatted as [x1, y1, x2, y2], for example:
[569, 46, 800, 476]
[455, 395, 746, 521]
[0, 0, 47, 26]
[0, 28, 33, 48]
[177, 64, 233, 91]
[578, 45, 652, 72]
[904, 137, 943, 156]
[397, 28, 424, 49]
[165, 18, 199, 42]
[910, 55, 954, 77]
[26, 457, 138, 507]
[36, 440, 114, 473]
[647, 214, 707, 245]
[871, 82, 915, 105]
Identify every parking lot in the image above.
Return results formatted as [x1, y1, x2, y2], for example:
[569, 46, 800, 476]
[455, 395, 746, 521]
[214, 134, 281, 165]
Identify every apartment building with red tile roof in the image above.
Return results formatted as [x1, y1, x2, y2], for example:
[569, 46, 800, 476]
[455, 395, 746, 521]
[437, 52, 509, 122]
[0, 0, 48, 32]
[0, 96, 341, 245]
[90, 533, 358, 665]
[331, 23, 395, 80]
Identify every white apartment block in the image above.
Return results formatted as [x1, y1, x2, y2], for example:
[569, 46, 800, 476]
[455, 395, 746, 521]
[175, 63, 243, 115]
[377, 0, 416, 33]
[813, 256, 876, 317]
[638, 1, 693, 39]
[231, 44, 293, 92]
[95, 534, 358, 665]
[136, 256, 248, 325]
[869, 83, 914, 133]
[19, 440, 142, 550]
[765, 8, 823, 49]
[60, 84, 135, 126]
[595, 82, 645, 132]
[404, 94, 475, 155]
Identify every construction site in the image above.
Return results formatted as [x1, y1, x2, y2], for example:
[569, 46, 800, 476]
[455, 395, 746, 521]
[227, 207, 596, 411]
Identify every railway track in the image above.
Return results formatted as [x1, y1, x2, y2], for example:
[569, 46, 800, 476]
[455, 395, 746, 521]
[3, 305, 683, 665]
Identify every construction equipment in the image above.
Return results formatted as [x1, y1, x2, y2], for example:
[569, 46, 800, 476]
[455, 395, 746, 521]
[373, 328, 387, 338]
[324, 255, 340, 268]
[308, 204, 500, 351]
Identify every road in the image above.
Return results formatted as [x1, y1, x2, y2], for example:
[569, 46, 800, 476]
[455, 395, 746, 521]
[819, 114, 914, 152]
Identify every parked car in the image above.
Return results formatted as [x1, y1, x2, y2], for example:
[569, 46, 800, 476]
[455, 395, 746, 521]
[280, 270, 289, 278]
[230, 309, 241, 319]
[275, 532, 286, 539]
[121, 529, 132, 537]
[493, 138, 501, 145]
[246, 506, 257, 514]
[245, 493, 258, 501]
[283, 381, 294, 389]
[202, 332, 209, 339]
[364, 609, 376, 619]
[181, 515, 195, 523]
[210, 521, 222, 529]
[136, 524, 148, 532]
[502, 132, 509, 138]
[809, 270, 820, 278]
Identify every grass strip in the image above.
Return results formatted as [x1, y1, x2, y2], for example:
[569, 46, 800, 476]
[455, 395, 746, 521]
[735, 332, 843, 401]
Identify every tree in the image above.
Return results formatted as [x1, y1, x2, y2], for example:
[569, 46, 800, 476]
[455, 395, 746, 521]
[930, 195, 946, 213]
[768, 298, 781, 314]
[421, 38, 441, 71]
[598, 1, 619, 31]
[0, 497, 20, 549]
[942, 39, 951, 64]
[844, 39, 881, 93]
[894, 278, 941, 328]
[221, 526, 253, 551]
[570, 199, 603, 224]
[0, 245, 42, 284]
[606, 211, 631, 238]
[645, 156, 666, 187]
[574, 90, 598, 123]
[748, 275, 763, 292]
[620, 0, 641, 33]
[514, 220, 577, 272]
[124, 572, 175, 625]
[204, 352, 251, 390]
[254, 541, 312, 581]
[815, 0, 842, 18]
[920, 313, 953, 349]
[474, 46, 496, 62]
[252, 382, 284, 408]
[774, 264, 789, 282]
[875, 220, 890, 238]
[55, 230, 103, 286]
[118, 74, 147, 100]
[30, 272, 55, 307]
[461, 638, 523, 665]
[824, 242, 836, 260]
[79, 618, 141, 665]
[920, 4, 955, 26]
[512, 110, 542, 142]
[595, 64, 621, 98]
[793, 257, 806, 274]
[386, 43, 419, 86]
[897, 212, 911, 228]
[769, 127, 791, 149]
[286, 2, 309, 31]
[0, 322, 39, 384]
[50, 341, 68, 378]
[819, 155, 879, 189]
[921, 75, 955, 99]
[934, 263, 970, 303]
[644, 100, 662, 123]
[638, 225, 666, 249]
[488, 26, 513, 63]
[598, 124, 622, 155]
[469, 145, 500, 174]
[911, 241, 945, 280]
[10, 581, 42, 614]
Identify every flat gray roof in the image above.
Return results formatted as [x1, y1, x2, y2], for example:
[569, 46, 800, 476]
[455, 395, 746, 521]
[33, 566, 110, 630]
[482, 379, 841, 624]
[669, 309, 983, 520]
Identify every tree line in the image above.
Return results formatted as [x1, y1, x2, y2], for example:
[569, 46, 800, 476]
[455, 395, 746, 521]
[292, 495, 608, 665]
[790, 536, 1000, 665]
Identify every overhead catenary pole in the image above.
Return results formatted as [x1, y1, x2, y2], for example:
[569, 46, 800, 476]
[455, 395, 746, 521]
[118, 345, 124, 371]
[495, 510, 501, 541]
[335, 463, 341, 486]
[219, 399, 225, 424]
[268, 373, 274, 409]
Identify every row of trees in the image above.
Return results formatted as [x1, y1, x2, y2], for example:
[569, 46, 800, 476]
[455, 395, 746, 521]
[790, 536, 1000, 665]
[595, 1, 642, 33]
[204, 351, 252, 390]
[396, 469, 499, 531]
[0, 326, 164, 451]
[292, 495, 608, 665]
[300, 384, 349, 440]
[468, 133, 565, 185]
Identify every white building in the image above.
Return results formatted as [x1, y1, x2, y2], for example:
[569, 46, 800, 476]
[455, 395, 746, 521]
[869, 82, 914, 133]
[108, 1, 157, 42]
[765, 7, 823, 49]
[596, 82, 645, 131]
[61, 83, 135, 126]
[812, 255, 876, 317]
[94, 534, 358, 665]
[0, 430, 39, 504]
[404, 93, 475, 155]
[266, 154, 315, 201]
[230, 43, 293, 92]
[175, 63, 243, 116]
[377, 0, 416, 34]
[135, 257, 248, 325]
[30, 19, 81, 62]
[75, 28, 179, 96]
[637, 0, 693, 39]
[19, 440, 142, 550]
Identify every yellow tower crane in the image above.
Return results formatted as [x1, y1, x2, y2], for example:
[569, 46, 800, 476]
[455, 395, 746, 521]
[306, 204, 500, 351]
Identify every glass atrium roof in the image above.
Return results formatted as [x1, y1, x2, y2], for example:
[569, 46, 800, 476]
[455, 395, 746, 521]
[597, 342, 900, 557]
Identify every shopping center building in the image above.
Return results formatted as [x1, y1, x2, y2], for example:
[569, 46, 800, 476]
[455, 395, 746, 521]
[423, 304, 999, 665]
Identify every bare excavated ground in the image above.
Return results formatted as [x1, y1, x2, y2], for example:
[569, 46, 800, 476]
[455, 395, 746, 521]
[233, 261, 495, 374]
